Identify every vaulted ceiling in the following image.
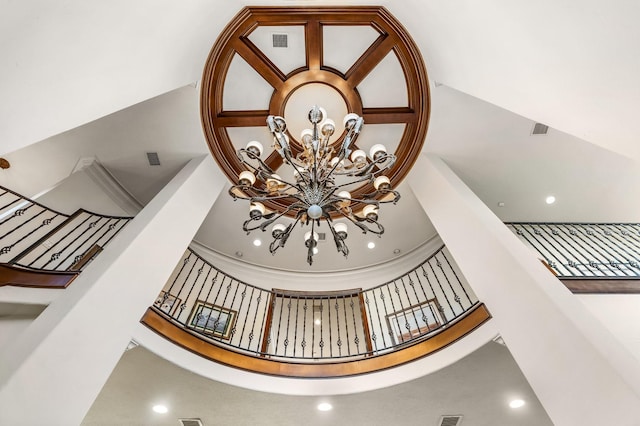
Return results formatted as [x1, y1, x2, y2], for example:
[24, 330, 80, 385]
[1, 0, 639, 271]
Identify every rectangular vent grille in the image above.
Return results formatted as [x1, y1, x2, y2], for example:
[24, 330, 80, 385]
[272, 33, 288, 48]
[532, 123, 549, 135]
[318, 232, 326, 241]
[439, 415, 463, 426]
[179, 419, 203, 426]
[146, 152, 161, 166]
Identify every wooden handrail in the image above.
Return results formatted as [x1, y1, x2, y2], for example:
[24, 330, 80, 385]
[0, 263, 78, 289]
[140, 303, 491, 378]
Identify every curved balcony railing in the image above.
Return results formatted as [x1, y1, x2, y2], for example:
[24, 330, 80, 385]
[508, 223, 640, 293]
[0, 186, 132, 288]
[143, 245, 489, 376]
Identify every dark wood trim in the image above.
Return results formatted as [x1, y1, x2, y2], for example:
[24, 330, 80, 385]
[271, 287, 361, 297]
[358, 292, 374, 354]
[560, 279, 640, 294]
[0, 263, 78, 289]
[344, 34, 395, 88]
[216, 110, 269, 127]
[200, 6, 430, 218]
[140, 303, 490, 378]
[259, 292, 276, 356]
[9, 209, 83, 264]
[67, 244, 103, 271]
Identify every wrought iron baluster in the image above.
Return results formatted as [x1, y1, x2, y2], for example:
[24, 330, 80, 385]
[0, 202, 36, 228]
[382, 284, 403, 346]
[349, 295, 360, 355]
[560, 224, 603, 277]
[274, 294, 286, 356]
[405, 271, 432, 335]
[320, 298, 327, 358]
[435, 252, 464, 314]
[96, 218, 131, 248]
[282, 295, 293, 357]
[199, 274, 225, 336]
[362, 290, 378, 354]
[572, 224, 620, 276]
[0, 194, 23, 214]
[514, 224, 570, 276]
[599, 224, 639, 274]
[293, 295, 300, 358]
[341, 295, 351, 356]
[524, 224, 561, 274]
[53, 216, 113, 269]
[35, 213, 94, 269]
[333, 296, 341, 357]
[1, 209, 53, 259]
[238, 285, 255, 350]
[254, 289, 268, 354]
[607, 224, 640, 260]
[441, 249, 473, 306]
[399, 276, 423, 338]
[578, 224, 634, 276]
[177, 265, 210, 323]
[427, 257, 453, 323]
[225, 278, 242, 344]
[302, 298, 316, 358]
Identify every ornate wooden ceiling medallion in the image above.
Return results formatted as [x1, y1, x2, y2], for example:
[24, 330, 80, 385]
[200, 6, 430, 214]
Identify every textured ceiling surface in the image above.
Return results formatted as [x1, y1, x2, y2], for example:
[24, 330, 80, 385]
[83, 342, 552, 426]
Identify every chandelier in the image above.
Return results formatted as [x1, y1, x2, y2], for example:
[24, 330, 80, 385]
[229, 106, 400, 265]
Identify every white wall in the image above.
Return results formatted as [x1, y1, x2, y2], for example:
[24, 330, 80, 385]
[35, 168, 132, 217]
[578, 294, 640, 363]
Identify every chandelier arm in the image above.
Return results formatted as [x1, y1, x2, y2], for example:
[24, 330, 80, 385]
[228, 184, 273, 201]
[337, 117, 363, 159]
[234, 107, 397, 265]
[242, 203, 304, 233]
[237, 149, 276, 175]
[324, 216, 349, 259]
[355, 189, 401, 204]
[332, 176, 374, 190]
[327, 205, 385, 236]
[306, 219, 317, 265]
[269, 220, 297, 254]
[352, 214, 385, 235]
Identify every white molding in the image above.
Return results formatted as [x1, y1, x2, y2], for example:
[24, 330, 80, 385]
[190, 236, 445, 291]
[82, 161, 143, 215]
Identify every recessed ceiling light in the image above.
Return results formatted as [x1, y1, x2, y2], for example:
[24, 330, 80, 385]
[545, 196, 556, 205]
[393, 248, 401, 255]
[509, 399, 525, 409]
[152, 404, 168, 414]
[367, 242, 375, 249]
[498, 202, 505, 207]
[253, 239, 262, 247]
[312, 247, 319, 255]
[317, 402, 332, 411]
[314, 319, 321, 325]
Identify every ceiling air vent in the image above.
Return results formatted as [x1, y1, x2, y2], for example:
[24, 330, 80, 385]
[272, 33, 288, 48]
[531, 123, 549, 135]
[179, 419, 203, 426]
[439, 415, 463, 426]
[146, 152, 161, 166]
[317, 232, 326, 241]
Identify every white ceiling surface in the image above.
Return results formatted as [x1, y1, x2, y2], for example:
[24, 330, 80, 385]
[2, 0, 640, 165]
[3, 81, 640, 271]
[83, 342, 552, 426]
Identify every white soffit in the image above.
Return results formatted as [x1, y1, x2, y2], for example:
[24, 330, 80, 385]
[247, 25, 307, 76]
[358, 51, 408, 107]
[323, 25, 381, 73]
[223, 54, 273, 111]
